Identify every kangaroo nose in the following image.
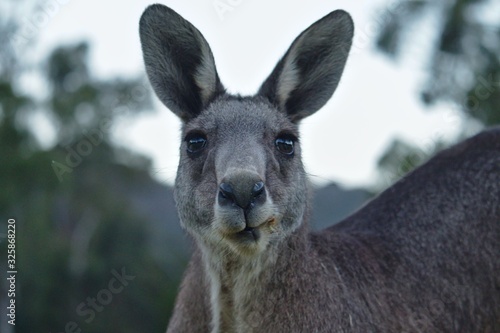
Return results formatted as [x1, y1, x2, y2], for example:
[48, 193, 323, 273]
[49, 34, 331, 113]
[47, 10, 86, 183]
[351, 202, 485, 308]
[218, 177, 266, 210]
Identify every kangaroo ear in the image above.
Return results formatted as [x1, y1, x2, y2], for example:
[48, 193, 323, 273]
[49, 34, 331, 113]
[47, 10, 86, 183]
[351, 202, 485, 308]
[139, 5, 225, 122]
[258, 10, 353, 123]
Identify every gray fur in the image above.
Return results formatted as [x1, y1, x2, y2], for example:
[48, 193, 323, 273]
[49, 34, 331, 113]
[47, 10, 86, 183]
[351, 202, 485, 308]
[139, 5, 225, 122]
[258, 9, 354, 122]
[139, 4, 500, 333]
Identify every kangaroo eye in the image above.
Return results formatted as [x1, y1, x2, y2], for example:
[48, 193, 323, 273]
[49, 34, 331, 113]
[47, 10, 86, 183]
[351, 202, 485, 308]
[185, 133, 207, 154]
[275, 136, 295, 156]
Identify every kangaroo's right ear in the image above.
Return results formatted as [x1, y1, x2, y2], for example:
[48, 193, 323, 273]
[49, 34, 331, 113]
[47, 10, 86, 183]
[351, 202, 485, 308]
[258, 10, 354, 123]
[139, 5, 225, 122]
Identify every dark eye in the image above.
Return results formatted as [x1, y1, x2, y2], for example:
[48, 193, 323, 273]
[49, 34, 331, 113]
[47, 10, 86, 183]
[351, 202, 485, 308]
[275, 136, 295, 155]
[185, 133, 207, 154]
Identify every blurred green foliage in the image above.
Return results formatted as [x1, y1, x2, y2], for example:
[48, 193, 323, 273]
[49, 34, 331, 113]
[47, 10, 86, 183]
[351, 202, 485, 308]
[0, 12, 185, 332]
[375, 0, 500, 187]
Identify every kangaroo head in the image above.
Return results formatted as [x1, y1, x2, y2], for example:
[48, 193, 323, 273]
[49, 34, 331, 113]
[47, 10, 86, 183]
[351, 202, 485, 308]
[139, 5, 353, 256]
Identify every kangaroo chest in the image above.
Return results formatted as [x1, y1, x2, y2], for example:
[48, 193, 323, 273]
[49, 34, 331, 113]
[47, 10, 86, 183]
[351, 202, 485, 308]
[206, 255, 278, 333]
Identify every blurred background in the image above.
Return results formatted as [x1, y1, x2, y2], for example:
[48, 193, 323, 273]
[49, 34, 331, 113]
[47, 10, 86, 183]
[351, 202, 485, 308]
[0, 0, 499, 332]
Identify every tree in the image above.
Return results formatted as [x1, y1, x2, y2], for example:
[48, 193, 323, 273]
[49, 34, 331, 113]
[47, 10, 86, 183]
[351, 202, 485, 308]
[375, 0, 500, 186]
[0, 6, 184, 331]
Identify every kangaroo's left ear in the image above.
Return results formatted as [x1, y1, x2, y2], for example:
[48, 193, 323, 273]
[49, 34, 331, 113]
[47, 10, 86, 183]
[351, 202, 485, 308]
[258, 10, 354, 123]
[139, 4, 225, 122]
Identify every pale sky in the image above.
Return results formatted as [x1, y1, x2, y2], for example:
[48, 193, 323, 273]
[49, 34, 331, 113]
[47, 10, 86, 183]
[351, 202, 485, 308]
[22, 0, 463, 188]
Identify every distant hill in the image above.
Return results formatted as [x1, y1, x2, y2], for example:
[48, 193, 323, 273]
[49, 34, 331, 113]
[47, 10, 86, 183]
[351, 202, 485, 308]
[310, 183, 372, 230]
[108, 168, 190, 273]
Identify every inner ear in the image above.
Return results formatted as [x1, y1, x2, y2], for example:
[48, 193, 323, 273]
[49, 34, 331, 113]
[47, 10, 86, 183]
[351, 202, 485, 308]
[258, 10, 354, 123]
[139, 5, 225, 122]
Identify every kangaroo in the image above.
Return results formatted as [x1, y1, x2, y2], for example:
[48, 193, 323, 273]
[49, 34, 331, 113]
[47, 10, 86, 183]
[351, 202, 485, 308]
[139, 4, 500, 333]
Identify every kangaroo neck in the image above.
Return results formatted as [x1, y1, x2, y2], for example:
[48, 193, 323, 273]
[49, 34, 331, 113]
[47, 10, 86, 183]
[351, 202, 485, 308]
[200, 222, 310, 333]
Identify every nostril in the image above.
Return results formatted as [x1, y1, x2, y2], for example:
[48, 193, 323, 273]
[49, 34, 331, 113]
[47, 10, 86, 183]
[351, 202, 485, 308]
[219, 182, 233, 196]
[252, 181, 265, 197]
[218, 179, 266, 209]
[219, 182, 235, 204]
[251, 181, 266, 208]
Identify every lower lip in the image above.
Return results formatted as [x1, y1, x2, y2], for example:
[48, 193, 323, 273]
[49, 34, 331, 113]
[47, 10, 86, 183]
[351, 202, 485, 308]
[236, 227, 260, 242]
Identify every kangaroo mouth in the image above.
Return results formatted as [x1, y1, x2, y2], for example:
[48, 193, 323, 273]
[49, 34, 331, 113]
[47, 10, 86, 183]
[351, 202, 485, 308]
[220, 216, 279, 255]
[233, 216, 278, 243]
[235, 225, 260, 242]
[219, 215, 278, 249]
